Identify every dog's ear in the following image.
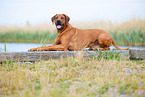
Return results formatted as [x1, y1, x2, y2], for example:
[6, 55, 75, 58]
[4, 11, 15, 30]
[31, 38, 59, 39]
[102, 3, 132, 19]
[51, 14, 57, 24]
[63, 14, 70, 24]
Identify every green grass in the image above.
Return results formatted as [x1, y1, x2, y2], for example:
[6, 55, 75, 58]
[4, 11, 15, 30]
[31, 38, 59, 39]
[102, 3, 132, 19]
[0, 29, 144, 46]
[109, 28, 145, 46]
[0, 54, 145, 97]
[0, 30, 57, 43]
[0, 28, 144, 46]
[0, 18, 145, 46]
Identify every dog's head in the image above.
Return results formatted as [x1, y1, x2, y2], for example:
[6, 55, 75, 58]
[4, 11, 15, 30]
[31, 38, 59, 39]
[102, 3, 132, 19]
[51, 14, 70, 30]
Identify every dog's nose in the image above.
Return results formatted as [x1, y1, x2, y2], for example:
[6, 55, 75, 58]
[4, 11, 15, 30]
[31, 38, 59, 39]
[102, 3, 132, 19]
[57, 19, 61, 23]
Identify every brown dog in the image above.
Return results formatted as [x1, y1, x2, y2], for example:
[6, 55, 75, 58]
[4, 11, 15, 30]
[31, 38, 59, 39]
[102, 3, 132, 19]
[29, 14, 131, 51]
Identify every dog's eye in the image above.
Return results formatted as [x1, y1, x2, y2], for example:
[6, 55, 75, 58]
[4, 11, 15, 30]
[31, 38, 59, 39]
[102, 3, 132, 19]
[61, 17, 64, 19]
[55, 17, 58, 19]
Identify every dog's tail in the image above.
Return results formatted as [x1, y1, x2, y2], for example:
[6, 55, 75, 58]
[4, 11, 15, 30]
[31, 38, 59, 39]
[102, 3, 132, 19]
[112, 40, 131, 50]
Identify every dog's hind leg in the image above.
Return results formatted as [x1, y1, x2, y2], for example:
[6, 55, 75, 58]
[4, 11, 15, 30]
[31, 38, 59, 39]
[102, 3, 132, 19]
[99, 47, 110, 50]
[68, 46, 78, 51]
[89, 44, 100, 50]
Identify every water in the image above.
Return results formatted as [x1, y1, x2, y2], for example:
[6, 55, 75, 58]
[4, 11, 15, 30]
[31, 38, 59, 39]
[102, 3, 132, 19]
[0, 43, 144, 52]
[0, 43, 51, 52]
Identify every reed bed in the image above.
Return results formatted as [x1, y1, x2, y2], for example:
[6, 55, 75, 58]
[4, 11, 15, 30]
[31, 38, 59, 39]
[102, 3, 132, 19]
[0, 54, 144, 97]
[0, 31, 57, 43]
[0, 18, 145, 46]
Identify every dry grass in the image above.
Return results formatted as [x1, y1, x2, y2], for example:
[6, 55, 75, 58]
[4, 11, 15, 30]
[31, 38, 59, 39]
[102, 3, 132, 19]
[72, 18, 145, 32]
[0, 18, 145, 46]
[0, 54, 145, 97]
[0, 18, 145, 33]
[0, 23, 55, 33]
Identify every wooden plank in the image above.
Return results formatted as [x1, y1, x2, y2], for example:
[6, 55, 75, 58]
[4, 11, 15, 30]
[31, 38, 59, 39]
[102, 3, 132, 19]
[129, 49, 145, 59]
[0, 50, 130, 62]
[2, 49, 145, 61]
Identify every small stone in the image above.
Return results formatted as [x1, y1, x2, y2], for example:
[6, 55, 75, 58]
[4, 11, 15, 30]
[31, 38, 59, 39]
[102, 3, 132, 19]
[139, 82, 143, 87]
[121, 91, 126, 95]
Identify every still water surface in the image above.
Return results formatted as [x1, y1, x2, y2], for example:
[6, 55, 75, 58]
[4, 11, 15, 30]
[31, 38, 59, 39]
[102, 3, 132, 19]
[0, 43, 144, 52]
[0, 43, 51, 52]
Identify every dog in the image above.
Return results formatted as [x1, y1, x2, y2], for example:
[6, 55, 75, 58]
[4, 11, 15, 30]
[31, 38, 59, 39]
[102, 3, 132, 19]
[29, 14, 131, 51]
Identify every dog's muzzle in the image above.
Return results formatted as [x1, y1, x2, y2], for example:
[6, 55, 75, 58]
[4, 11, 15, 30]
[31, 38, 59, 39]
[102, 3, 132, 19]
[55, 20, 64, 30]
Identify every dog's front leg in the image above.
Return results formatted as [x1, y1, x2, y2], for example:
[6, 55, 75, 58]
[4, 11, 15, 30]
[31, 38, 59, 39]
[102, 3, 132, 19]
[28, 47, 44, 51]
[37, 44, 68, 51]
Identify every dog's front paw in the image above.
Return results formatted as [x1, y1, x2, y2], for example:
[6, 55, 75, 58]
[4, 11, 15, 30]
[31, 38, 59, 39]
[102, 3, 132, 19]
[36, 47, 49, 51]
[28, 48, 37, 51]
[36, 48, 43, 51]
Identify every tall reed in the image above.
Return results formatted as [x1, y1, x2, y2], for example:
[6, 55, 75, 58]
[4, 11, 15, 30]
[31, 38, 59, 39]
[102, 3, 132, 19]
[0, 18, 144, 46]
[0, 30, 57, 43]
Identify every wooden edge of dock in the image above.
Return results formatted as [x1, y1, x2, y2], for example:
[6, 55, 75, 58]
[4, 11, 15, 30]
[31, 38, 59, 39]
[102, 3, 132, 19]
[0, 49, 145, 62]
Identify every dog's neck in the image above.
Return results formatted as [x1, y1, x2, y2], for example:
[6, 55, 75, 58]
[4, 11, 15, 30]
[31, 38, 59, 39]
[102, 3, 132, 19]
[57, 23, 73, 34]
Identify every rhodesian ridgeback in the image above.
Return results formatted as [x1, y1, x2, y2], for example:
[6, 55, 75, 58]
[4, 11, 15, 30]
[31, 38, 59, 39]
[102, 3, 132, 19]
[29, 14, 131, 51]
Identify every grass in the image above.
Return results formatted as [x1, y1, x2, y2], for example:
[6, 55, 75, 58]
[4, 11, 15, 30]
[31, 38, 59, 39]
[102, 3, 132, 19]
[0, 31, 57, 43]
[0, 53, 145, 97]
[109, 28, 145, 46]
[0, 18, 145, 46]
[4, 43, 6, 52]
[0, 18, 144, 96]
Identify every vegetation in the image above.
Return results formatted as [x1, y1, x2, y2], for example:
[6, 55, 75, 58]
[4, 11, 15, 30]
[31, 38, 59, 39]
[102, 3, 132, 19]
[0, 18, 145, 46]
[0, 31, 57, 43]
[0, 53, 144, 97]
[0, 18, 144, 97]
[109, 28, 145, 46]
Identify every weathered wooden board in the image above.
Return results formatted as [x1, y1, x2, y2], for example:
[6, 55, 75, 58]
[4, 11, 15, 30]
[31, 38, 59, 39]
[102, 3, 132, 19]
[0, 50, 129, 62]
[0, 51, 92, 62]
[0, 49, 144, 62]
[129, 49, 145, 59]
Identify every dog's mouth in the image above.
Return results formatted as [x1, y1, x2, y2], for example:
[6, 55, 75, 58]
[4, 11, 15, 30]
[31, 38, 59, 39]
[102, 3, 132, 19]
[55, 22, 64, 30]
[56, 25, 63, 29]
